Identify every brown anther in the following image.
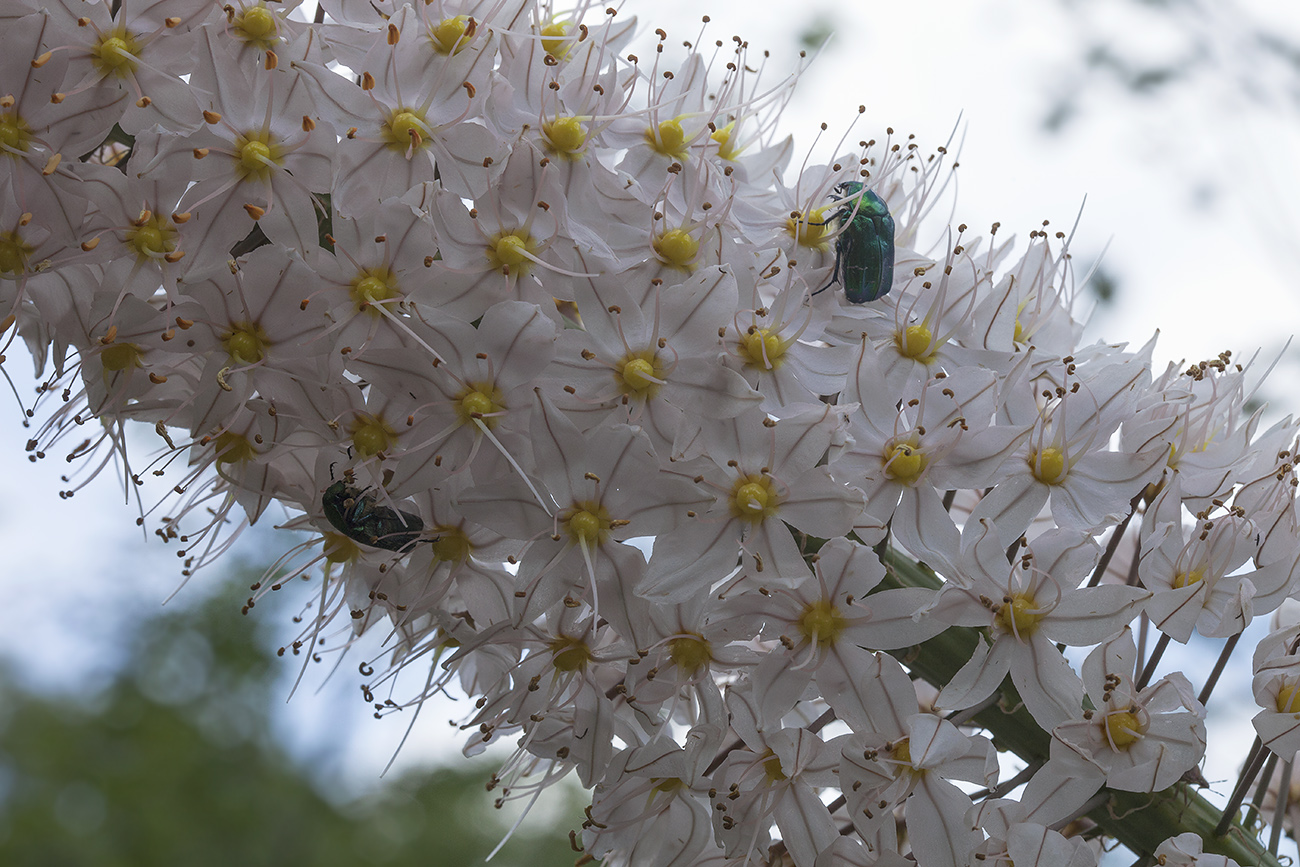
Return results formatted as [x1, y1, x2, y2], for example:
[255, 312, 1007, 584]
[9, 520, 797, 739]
[41, 153, 61, 175]
[80, 238, 100, 252]
[361, 71, 376, 90]
[193, 147, 209, 159]
[243, 203, 265, 220]
[301, 115, 315, 131]
[264, 50, 278, 70]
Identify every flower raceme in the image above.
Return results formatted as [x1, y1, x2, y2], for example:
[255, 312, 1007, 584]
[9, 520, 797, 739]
[4, 3, 1299, 866]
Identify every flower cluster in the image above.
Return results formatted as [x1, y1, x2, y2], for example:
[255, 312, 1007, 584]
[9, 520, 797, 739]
[5, 1, 1300, 865]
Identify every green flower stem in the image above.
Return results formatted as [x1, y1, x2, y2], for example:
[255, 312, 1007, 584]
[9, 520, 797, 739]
[875, 548, 1280, 866]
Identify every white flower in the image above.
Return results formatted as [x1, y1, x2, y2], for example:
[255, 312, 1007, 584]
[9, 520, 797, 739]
[929, 522, 1148, 728]
[1053, 627, 1206, 792]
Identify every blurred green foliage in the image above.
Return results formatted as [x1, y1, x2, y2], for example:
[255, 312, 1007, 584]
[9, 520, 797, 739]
[0, 580, 586, 867]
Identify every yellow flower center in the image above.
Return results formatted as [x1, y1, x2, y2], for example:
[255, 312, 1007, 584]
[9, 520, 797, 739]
[762, 751, 786, 783]
[125, 214, 177, 261]
[549, 635, 592, 672]
[996, 593, 1042, 637]
[351, 267, 400, 311]
[0, 231, 34, 277]
[224, 323, 267, 365]
[455, 385, 504, 429]
[618, 353, 661, 396]
[1172, 569, 1203, 590]
[213, 431, 256, 465]
[0, 111, 32, 154]
[350, 415, 396, 457]
[540, 21, 569, 57]
[737, 327, 786, 370]
[1277, 684, 1300, 715]
[650, 777, 684, 794]
[486, 231, 535, 273]
[565, 501, 610, 546]
[385, 108, 430, 151]
[430, 15, 474, 54]
[883, 442, 927, 484]
[93, 29, 141, 78]
[646, 119, 688, 158]
[668, 635, 712, 674]
[798, 599, 846, 646]
[323, 532, 361, 564]
[711, 122, 740, 161]
[890, 738, 913, 769]
[1105, 711, 1145, 748]
[543, 116, 586, 158]
[896, 323, 935, 360]
[234, 4, 279, 47]
[787, 206, 833, 250]
[730, 474, 779, 523]
[236, 135, 276, 179]
[653, 229, 699, 270]
[1028, 446, 1068, 484]
[100, 342, 141, 372]
[430, 527, 471, 563]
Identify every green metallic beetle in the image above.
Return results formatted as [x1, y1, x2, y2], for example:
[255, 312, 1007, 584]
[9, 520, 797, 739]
[818, 181, 896, 304]
[322, 469, 429, 553]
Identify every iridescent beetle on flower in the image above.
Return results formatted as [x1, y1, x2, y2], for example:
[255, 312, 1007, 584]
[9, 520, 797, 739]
[322, 467, 431, 554]
[823, 181, 896, 304]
